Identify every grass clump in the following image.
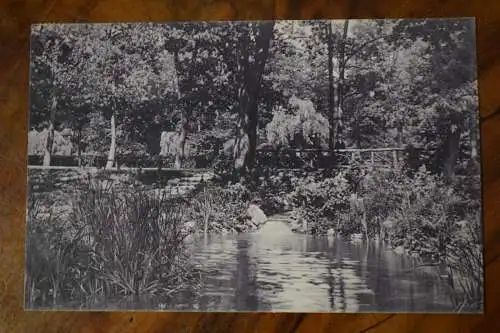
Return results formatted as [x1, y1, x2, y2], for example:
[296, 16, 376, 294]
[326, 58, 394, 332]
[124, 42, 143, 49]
[25, 178, 200, 309]
[188, 183, 256, 234]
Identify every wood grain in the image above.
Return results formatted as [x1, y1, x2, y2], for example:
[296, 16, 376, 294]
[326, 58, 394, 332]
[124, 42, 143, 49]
[1, 0, 499, 332]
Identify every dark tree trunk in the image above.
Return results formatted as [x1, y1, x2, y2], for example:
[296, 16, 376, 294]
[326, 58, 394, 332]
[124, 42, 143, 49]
[443, 124, 461, 181]
[234, 21, 275, 178]
[327, 22, 335, 152]
[337, 20, 349, 114]
[395, 120, 404, 164]
[354, 105, 361, 149]
[356, 119, 361, 149]
[335, 20, 349, 145]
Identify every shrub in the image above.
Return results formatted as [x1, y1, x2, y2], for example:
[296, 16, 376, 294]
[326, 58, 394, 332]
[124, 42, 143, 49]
[187, 184, 251, 233]
[212, 153, 235, 181]
[72, 180, 198, 297]
[289, 171, 350, 234]
[361, 165, 460, 257]
[361, 164, 483, 311]
[241, 167, 296, 216]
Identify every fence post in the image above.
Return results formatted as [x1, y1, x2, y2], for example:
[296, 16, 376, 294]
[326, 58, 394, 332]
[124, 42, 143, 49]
[392, 150, 398, 168]
[370, 151, 374, 165]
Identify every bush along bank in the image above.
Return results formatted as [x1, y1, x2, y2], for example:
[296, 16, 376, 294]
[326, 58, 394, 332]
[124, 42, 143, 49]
[183, 183, 270, 235]
[286, 159, 483, 311]
[182, 164, 307, 236]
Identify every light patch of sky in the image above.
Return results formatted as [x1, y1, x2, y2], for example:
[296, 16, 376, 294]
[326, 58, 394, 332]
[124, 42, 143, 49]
[274, 21, 312, 52]
[275, 19, 373, 37]
[274, 19, 405, 81]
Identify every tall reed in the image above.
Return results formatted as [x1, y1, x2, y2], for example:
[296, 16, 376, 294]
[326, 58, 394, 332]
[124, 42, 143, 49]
[26, 176, 200, 309]
[443, 213, 483, 312]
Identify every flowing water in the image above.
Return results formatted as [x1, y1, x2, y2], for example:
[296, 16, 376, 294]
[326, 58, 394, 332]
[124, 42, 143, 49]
[166, 214, 455, 312]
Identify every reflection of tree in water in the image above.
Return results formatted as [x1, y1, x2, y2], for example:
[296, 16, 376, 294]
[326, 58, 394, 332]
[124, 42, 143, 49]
[347, 241, 394, 310]
[349, 241, 452, 312]
[233, 238, 262, 311]
[326, 238, 347, 311]
[183, 233, 453, 311]
[185, 235, 239, 310]
[349, 242, 376, 308]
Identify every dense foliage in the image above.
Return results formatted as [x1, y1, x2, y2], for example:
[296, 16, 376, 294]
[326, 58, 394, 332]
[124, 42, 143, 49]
[29, 20, 478, 178]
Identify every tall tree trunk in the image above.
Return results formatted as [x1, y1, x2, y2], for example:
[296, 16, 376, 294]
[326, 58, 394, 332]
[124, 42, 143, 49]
[443, 119, 462, 181]
[172, 49, 186, 169]
[105, 109, 116, 169]
[354, 104, 361, 149]
[327, 22, 335, 152]
[396, 120, 403, 164]
[355, 117, 361, 149]
[234, 22, 275, 178]
[43, 94, 57, 167]
[335, 20, 349, 145]
[174, 115, 187, 169]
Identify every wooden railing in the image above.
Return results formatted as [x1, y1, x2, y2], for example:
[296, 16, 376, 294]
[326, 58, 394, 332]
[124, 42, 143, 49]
[27, 152, 215, 170]
[27, 165, 212, 173]
[255, 147, 410, 169]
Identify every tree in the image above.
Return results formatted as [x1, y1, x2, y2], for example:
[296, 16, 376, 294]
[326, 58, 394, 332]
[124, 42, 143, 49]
[265, 96, 329, 149]
[158, 23, 238, 168]
[266, 20, 394, 152]
[231, 21, 275, 178]
[30, 24, 84, 166]
[100, 25, 128, 169]
[326, 20, 397, 150]
[391, 19, 478, 179]
[262, 21, 329, 139]
[71, 24, 177, 169]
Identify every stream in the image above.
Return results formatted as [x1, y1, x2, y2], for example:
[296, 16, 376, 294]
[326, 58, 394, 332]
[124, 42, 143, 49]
[165, 215, 455, 312]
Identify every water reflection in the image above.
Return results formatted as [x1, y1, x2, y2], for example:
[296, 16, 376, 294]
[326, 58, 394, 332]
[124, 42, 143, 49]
[182, 223, 454, 312]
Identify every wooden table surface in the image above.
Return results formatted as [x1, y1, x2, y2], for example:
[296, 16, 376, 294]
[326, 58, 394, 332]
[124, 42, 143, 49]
[1, 1, 500, 332]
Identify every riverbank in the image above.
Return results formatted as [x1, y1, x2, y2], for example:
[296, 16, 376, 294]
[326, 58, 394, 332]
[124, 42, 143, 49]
[26, 168, 278, 306]
[268, 163, 483, 312]
[26, 166, 482, 312]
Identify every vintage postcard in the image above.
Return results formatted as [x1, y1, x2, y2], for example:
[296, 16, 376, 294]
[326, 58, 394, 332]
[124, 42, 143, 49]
[26, 19, 483, 312]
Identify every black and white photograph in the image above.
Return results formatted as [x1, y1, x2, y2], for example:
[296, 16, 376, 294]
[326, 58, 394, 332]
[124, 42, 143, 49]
[25, 19, 483, 313]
